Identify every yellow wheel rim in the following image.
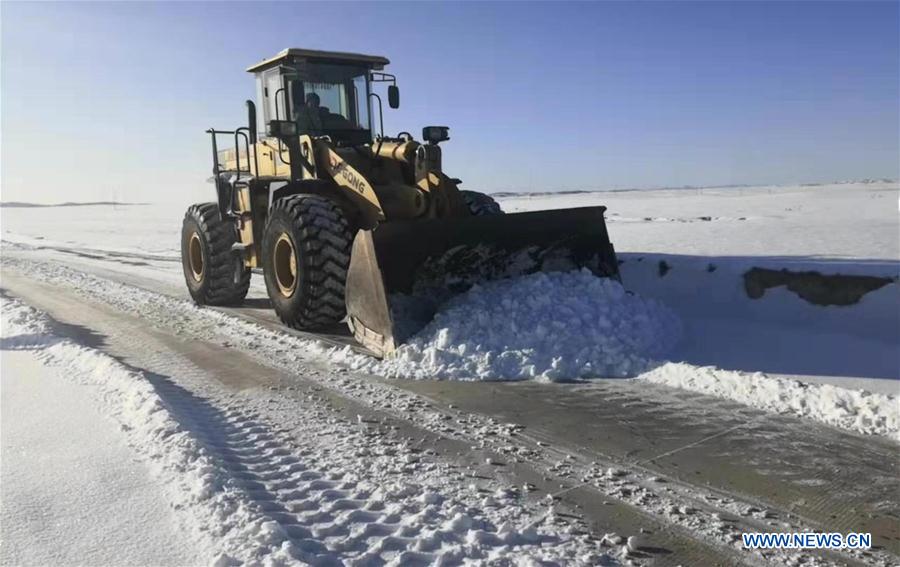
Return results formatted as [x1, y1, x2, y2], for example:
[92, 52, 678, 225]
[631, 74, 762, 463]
[273, 233, 298, 297]
[188, 232, 204, 282]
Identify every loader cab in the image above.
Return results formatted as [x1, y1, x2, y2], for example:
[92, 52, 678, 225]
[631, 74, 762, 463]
[248, 48, 392, 147]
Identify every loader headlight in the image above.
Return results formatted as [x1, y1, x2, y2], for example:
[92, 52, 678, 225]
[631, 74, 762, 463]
[422, 126, 450, 145]
[267, 120, 297, 138]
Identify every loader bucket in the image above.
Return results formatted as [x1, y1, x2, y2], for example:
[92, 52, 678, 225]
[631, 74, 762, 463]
[345, 206, 619, 357]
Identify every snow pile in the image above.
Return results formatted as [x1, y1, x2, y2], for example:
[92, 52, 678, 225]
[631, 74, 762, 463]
[643, 363, 900, 441]
[344, 269, 682, 380]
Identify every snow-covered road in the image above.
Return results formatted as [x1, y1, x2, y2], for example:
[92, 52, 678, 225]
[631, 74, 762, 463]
[1, 350, 200, 566]
[1, 293, 627, 565]
[4, 268, 897, 567]
[2, 181, 898, 566]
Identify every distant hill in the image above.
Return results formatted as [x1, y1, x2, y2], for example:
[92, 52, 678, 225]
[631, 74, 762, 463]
[0, 201, 149, 208]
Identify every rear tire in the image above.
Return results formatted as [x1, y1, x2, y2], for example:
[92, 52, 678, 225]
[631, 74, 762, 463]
[262, 194, 352, 330]
[181, 203, 250, 306]
[460, 190, 504, 216]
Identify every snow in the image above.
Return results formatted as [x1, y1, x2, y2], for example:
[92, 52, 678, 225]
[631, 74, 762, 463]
[0, 351, 200, 566]
[2, 180, 898, 566]
[1, 301, 201, 565]
[3, 180, 896, 275]
[642, 363, 899, 441]
[2, 180, 898, 441]
[618, 254, 899, 394]
[2, 259, 898, 565]
[0, 203, 174, 260]
[499, 181, 899, 265]
[342, 270, 682, 381]
[331, 266, 898, 440]
[0, 295, 619, 565]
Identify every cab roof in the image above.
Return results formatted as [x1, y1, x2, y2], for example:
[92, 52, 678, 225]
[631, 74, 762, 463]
[246, 48, 390, 73]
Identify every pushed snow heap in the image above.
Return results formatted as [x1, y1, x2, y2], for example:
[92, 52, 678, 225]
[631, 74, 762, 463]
[345, 269, 681, 380]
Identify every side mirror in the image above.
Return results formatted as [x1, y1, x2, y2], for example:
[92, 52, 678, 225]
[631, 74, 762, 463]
[388, 85, 400, 109]
[246, 100, 257, 144]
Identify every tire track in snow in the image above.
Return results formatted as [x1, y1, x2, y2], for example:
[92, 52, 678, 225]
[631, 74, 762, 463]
[150, 376, 558, 566]
[1, 295, 620, 566]
[149, 377, 461, 565]
[3, 258, 896, 566]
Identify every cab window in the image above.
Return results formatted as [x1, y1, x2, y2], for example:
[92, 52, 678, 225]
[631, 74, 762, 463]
[288, 64, 370, 135]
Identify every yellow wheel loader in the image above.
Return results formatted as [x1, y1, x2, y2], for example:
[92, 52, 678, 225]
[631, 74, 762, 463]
[181, 48, 619, 357]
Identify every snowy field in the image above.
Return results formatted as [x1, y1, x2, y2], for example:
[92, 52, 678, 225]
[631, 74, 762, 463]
[500, 180, 898, 264]
[2, 181, 898, 431]
[2, 180, 899, 565]
[3, 180, 896, 388]
[5, 180, 897, 266]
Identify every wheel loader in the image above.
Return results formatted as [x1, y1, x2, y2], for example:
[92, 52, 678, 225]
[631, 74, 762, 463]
[181, 48, 619, 357]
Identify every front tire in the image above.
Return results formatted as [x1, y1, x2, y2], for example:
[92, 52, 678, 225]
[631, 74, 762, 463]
[181, 203, 250, 305]
[262, 194, 352, 330]
[460, 190, 504, 216]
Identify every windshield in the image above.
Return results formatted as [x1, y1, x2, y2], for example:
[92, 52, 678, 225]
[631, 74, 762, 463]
[288, 64, 371, 137]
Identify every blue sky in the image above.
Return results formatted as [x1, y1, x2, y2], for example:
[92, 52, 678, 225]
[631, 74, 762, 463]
[2, 1, 897, 203]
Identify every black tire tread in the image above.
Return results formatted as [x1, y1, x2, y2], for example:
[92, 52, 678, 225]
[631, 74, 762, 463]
[183, 202, 250, 305]
[264, 194, 352, 329]
[460, 190, 504, 216]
